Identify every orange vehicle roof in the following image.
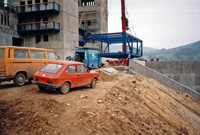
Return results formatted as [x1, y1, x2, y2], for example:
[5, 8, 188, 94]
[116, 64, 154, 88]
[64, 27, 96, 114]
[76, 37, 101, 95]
[0, 46, 55, 51]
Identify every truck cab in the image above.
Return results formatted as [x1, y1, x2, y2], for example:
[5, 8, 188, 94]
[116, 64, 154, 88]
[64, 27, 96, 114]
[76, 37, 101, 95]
[74, 47, 101, 69]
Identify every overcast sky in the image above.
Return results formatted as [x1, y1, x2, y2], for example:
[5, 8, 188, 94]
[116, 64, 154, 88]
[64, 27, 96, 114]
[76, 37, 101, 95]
[108, 0, 200, 49]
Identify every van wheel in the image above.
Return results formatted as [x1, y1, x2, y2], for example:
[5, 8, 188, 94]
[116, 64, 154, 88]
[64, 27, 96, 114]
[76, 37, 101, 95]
[90, 78, 97, 88]
[14, 73, 26, 86]
[59, 82, 70, 94]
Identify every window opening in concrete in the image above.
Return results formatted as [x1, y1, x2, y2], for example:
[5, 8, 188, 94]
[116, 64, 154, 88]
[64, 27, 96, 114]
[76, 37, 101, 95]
[43, 17, 48, 22]
[81, 0, 95, 6]
[20, 1, 25, 5]
[43, 0, 48, 2]
[44, 35, 48, 42]
[4, 15, 6, 26]
[12, 37, 23, 46]
[28, 1, 32, 4]
[20, 1, 25, 12]
[1, 14, 3, 25]
[87, 21, 91, 26]
[7, 15, 9, 26]
[18, 18, 23, 23]
[28, 0, 32, 7]
[36, 35, 41, 43]
[35, 0, 40, 3]
[81, 21, 85, 25]
[35, 17, 40, 22]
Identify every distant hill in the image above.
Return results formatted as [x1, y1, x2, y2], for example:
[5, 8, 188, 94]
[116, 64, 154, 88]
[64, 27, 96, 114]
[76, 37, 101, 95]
[143, 41, 200, 61]
[110, 45, 157, 53]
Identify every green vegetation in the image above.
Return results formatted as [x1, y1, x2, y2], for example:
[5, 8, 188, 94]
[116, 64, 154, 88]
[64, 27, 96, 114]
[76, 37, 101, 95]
[143, 41, 200, 61]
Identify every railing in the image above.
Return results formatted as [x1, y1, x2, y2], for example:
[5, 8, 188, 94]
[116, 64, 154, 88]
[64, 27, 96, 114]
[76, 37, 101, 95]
[17, 21, 60, 32]
[0, 2, 16, 13]
[16, 1, 60, 14]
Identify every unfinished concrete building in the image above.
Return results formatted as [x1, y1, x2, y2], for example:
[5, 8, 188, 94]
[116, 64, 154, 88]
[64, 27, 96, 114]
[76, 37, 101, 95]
[0, 2, 23, 46]
[78, 0, 108, 46]
[5, 0, 79, 59]
[0, 0, 108, 59]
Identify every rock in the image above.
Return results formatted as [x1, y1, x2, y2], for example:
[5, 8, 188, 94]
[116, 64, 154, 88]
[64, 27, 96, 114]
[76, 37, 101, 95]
[80, 94, 88, 99]
[132, 80, 136, 84]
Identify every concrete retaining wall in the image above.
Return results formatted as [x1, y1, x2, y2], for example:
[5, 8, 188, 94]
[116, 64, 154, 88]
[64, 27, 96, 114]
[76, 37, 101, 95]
[129, 60, 200, 101]
[145, 61, 200, 93]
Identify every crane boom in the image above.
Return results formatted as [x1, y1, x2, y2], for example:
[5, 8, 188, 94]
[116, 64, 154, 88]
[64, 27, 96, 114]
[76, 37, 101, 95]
[121, 0, 129, 52]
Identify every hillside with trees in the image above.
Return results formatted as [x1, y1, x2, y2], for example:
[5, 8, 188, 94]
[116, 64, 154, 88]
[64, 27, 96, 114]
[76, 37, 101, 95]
[143, 41, 200, 61]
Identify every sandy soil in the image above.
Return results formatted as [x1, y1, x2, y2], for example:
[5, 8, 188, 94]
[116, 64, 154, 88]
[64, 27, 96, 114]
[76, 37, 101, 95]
[0, 69, 199, 135]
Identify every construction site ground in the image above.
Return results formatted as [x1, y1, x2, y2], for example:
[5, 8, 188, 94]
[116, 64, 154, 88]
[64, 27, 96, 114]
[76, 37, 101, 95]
[0, 68, 199, 135]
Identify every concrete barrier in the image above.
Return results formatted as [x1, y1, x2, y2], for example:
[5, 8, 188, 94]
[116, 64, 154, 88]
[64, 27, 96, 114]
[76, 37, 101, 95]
[129, 60, 200, 101]
[145, 61, 200, 93]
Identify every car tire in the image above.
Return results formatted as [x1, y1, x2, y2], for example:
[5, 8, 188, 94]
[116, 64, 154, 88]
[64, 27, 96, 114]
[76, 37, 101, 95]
[59, 82, 70, 94]
[38, 85, 46, 91]
[90, 78, 97, 88]
[14, 73, 26, 86]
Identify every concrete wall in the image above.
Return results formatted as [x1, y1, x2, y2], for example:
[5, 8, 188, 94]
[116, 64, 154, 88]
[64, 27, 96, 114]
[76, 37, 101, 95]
[129, 60, 200, 101]
[7, 0, 79, 60]
[145, 61, 200, 93]
[0, 9, 23, 46]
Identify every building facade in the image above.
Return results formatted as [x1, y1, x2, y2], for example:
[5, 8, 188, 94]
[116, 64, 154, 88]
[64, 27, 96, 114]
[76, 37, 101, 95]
[0, 0, 108, 59]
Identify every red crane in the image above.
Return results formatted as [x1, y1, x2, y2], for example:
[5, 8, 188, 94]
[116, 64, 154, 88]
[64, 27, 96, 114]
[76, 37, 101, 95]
[121, 0, 129, 52]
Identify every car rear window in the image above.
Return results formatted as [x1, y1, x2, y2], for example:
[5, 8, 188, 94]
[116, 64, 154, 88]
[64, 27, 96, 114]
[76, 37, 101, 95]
[0, 48, 5, 59]
[40, 63, 62, 74]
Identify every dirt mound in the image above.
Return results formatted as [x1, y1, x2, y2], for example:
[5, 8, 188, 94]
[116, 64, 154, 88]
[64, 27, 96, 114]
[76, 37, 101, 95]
[0, 98, 66, 135]
[0, 69, 199, 135]
[97, 70, 117, 82]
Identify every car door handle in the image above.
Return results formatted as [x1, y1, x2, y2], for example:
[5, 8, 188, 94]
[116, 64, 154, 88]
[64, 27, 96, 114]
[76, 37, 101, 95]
[78, 74, 81, 76]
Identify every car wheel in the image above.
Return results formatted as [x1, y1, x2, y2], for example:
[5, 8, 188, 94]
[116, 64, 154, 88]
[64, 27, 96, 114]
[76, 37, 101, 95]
[38, 85, 46, 91]
[59, 82, 70, 94]
[14, 73, 26, 86]
[90, 78, 97, 88]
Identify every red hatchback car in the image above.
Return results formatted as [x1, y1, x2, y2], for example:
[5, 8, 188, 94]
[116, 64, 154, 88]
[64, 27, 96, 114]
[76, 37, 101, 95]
[33, 61, 99, 94]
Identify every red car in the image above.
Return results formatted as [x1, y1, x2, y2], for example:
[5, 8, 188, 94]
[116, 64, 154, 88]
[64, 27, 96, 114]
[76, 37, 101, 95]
[33, 61, 99, 94]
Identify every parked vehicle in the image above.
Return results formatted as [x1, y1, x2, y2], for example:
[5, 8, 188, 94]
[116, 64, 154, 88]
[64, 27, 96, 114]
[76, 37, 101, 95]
[0, 46, 60, 86]
[74, 47, 101, 69]
[33, 61, 99, 94]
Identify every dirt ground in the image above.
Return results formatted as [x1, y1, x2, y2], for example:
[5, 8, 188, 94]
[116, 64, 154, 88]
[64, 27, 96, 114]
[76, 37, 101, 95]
[0, 69, 199, 135]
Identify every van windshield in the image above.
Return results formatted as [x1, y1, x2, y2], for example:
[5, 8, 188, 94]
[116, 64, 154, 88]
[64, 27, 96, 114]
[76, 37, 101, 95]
[0, 48, 5, 59]
[40, 63, 62, 74]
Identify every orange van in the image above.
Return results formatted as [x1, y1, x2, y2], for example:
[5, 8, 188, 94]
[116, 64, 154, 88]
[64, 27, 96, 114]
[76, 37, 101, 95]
[0, 46, 60, 86]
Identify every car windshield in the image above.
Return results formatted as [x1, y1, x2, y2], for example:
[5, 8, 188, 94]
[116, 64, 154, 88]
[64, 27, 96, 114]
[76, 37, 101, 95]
[0, 48, 5, 59]
[40, 63, 63, 74]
